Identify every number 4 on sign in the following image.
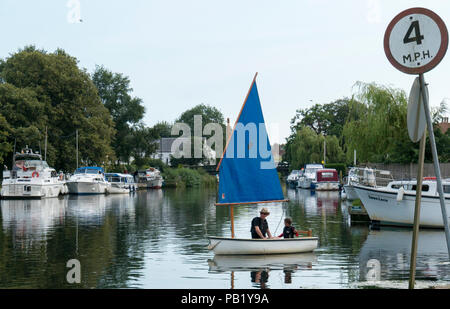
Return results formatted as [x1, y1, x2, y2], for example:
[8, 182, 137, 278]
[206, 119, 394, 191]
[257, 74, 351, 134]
[404, 21, 424, 45]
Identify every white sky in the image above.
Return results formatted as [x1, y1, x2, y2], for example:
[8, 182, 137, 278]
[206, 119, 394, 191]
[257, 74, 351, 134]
[1, 0, 449, 144]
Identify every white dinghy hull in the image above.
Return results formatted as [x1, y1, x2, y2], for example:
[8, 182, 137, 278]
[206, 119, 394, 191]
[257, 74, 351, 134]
[208, 236, 318, 255]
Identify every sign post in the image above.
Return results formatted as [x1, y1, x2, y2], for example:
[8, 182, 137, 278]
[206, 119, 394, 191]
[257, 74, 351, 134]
[384, 7, 450, 289]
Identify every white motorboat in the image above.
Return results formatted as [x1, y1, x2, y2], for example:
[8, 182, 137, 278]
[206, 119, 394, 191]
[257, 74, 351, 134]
[105, 173, 137, 194]
[136, 167, 163, 189]
[298, 164, 324, 189]
[343, 167, 393, 201]
[286, 170, 302, 188]
[66, 166, 110, 195]
[353, 179, 450, 228]
[1, 147, 67, 199]
[208, 237, 319, 255]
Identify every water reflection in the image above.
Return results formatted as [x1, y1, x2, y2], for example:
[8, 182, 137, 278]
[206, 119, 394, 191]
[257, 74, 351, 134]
[359, 228, 450, 283]
[1, 187, 450, 289]
[1, 198, 66, 240]
[287, 189, 340, 216]
[208, 253, 317, 289]
[67, 195, 106, 225]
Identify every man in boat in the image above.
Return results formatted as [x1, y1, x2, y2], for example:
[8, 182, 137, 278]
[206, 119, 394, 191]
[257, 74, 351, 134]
[250, 208, 274, 239]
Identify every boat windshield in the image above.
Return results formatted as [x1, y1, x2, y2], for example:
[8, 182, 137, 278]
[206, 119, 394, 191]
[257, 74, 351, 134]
[23, 160, 49, 169]
[76, 168, 103, 175]
[107, 176, 122, 183]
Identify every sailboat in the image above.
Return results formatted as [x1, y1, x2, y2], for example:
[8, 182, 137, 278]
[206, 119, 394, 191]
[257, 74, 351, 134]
[208, 73, 319, 255]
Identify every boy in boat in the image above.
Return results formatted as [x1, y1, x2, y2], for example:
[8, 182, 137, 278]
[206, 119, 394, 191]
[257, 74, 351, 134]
[278, 218, 299, 238]
[251, 208, 274, 239]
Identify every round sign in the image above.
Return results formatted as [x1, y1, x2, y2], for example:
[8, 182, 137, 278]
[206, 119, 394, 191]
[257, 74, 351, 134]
[407, 77, 428, 142]
[384, 7, 448, 74]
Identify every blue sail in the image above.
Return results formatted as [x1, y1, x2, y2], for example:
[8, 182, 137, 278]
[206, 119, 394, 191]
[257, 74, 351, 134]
[216, 76, 285, 205]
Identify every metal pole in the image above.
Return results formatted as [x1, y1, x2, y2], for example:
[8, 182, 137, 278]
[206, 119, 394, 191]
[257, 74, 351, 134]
[44, 126, 48, 161]
[409, 128, 426, 289]
[419, 74, 450, 258]
[76, 129, 79, 169]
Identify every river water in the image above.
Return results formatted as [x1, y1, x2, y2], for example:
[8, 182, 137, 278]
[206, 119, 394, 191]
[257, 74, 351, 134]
[1, 186, 449, 289]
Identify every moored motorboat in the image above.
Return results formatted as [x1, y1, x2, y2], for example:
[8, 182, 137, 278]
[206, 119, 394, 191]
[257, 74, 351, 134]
[286, 170, 302, 188]
[343, 167, 393, 201]
[135, 168, 163, 189]
[353, 179, 450, 228]
[1, 147, 66, 199]
[105, 173, 137, 194]
[315, 169, 340, 191]
[66, 167, 110, 195]
[298, 164, 324, 189]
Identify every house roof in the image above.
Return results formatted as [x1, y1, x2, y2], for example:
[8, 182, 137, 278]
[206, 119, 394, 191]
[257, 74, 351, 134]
[154, 137, 192, 153]
[438, 120, 449, 134]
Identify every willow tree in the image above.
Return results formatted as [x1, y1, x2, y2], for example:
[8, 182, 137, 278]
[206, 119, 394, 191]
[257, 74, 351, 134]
[285, 126, 345, 170]
[342, 82, 413, 163]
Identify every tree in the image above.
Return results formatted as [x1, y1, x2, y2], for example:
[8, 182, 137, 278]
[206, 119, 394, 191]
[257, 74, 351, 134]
[0, 114, 12, 165]
[342, 82, 412, 163]
[92, 65, 147, 163]
[152, 121, 173, 138]
[0, 46, 115, 172]
[290, 99, 354, 138]
[285, 126, 345, 170]
[174, 104, 226, 165]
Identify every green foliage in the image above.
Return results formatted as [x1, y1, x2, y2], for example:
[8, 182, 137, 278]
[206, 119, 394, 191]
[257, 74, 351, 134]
[92, 65, 153, 164]
[0, 114, 12, 164]
[152, 121, 173, 138]
[174, 104, 226, 165]
[324, 163, 347, 177]
[285, 126, 345, 170]
[343, 82, 413, 163]
[0, 46, 115, 172]
[290, 99, 353, 138]
[162, 167, 217, 188]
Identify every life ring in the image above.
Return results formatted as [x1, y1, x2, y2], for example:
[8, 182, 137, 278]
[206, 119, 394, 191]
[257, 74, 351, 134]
[32, 171, 39, 178]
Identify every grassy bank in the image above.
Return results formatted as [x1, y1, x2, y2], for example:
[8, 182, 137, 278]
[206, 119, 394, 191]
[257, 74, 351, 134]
[162, 167, 217, 188]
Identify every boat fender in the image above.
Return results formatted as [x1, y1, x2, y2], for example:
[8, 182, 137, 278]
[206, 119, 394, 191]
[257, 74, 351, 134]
[32, 171, 39, 178]
[396, 187, 404, 202]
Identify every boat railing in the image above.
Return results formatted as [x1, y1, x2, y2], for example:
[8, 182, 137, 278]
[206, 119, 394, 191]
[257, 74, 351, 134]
[348, 167, 394, 188]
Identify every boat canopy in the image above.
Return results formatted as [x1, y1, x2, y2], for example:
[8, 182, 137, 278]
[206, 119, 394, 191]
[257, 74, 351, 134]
[216, 76, 285, 206]
[317, 169, 338, 182]
[105, 173, 135, 183]
[75, 167, 104, 174]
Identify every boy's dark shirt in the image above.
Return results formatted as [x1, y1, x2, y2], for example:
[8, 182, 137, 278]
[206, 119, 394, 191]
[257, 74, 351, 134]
[283, 226, 296, 238]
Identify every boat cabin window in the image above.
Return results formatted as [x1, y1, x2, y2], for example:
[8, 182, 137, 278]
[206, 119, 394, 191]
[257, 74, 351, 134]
[320, 172, 334, 178]
[444, 185, 450, 194]
[410, 185, 430, 192]
[24, 160, 49, 169]
[107, 176, 121, 183]
[76, 168, 102, 175]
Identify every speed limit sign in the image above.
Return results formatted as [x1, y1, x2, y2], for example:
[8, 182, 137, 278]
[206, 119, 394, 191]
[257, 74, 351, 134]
[384, 7, 448, 74]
